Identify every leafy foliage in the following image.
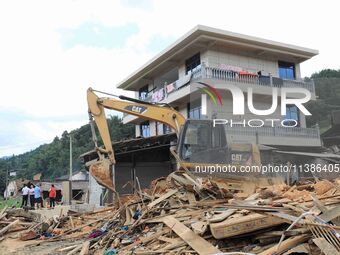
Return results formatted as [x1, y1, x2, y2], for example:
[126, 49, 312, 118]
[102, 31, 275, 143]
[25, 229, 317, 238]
[306, 69, 340, 132]
[0, 116, 134, 192]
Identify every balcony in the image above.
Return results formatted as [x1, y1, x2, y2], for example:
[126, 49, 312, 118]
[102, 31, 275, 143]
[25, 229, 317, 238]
[145, 64, 315, 104]
[225, 126, 321, 147]
[124, 65, 320, 147]
[196, 65, 315, 94]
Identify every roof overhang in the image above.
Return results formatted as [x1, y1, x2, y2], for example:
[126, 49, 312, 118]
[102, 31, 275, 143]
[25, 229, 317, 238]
[117, 25, 318, 90]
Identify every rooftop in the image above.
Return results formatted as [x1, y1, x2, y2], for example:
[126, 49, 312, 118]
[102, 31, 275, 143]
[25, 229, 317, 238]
[117, 25, 318, 90]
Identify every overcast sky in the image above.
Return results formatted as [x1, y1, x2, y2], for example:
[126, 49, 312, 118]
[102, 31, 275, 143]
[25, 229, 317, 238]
[0, 0, 339, 157]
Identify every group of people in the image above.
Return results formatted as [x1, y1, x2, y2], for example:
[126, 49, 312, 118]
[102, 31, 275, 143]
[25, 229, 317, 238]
[21, 183, 57, 209]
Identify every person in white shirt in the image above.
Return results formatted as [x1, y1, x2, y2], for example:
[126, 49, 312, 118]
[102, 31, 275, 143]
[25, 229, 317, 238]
[28, 184, 35, 208]
[21, 184, 29, 207]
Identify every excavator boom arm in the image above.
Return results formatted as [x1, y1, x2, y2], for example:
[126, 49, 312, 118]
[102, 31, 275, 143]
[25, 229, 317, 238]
[87, 88, 186, 190]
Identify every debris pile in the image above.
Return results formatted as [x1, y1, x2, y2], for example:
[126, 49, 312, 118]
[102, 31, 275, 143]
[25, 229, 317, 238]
[1, 171, 340, 255]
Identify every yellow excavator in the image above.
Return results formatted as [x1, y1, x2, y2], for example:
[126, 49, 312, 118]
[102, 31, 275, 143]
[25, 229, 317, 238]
[87, 88, 261, 191]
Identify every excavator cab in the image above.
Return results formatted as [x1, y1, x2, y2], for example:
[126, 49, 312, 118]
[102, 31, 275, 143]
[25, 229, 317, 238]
[177, 119, 260, 167]
[178, 120, 228, 164]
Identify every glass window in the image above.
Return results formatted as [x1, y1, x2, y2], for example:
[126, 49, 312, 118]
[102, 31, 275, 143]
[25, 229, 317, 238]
[156, 122, 164, 135]
[188, 100, 202, 119]
[139, 85, 149, 100]
[278, 61, 295, 80]
[140, 121, 150, 137]
[284, 105, 300, 126]
[182, 122, 210, 159]
[185, 53, 201, 74]
[156, 122, 172, 135]
[164, 125, 171, 134]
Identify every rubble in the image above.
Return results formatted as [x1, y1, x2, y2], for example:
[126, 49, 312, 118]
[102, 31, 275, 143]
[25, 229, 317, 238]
[1, 171, 340, 254]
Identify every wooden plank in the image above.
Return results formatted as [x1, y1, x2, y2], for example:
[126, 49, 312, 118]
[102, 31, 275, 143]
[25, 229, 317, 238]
[66, 244, 82, 255]
[311, 194, 328, 212]
[139, 229, 170, 244]
[124, 206, 133, 225]
[157, 236, 178, 244]
[0, 219, 19, 236]
[169, 173, 193, 186]
[79, 241, 90, 255]
[191, 221, 207, 235]
[282, 244, 309, 254]
[182, 173, 202, 189]
[209, 209, 237, 223]
[69, 216, 75, 229]
[0, 213, 7, 221]
[267, 212, 305, 224]
[147, 189, 178, 209]
[313, 237, 339, 255]
[258, 235, 309, 255]
[57, 244, 79, 252]
[186, 192, 196, 204]
[162, 216, 220, 255]
[312, 194, 340, 225]
[209, 193, 259, 223]
[210, 213, 285, 239]
[0, 205, 8, 216]
[161, 241, 186, 251]
[320, 205, 340, 225]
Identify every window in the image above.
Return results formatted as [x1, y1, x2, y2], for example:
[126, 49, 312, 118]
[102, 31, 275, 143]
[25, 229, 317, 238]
[188, 100, 202, 119]
[279, 61, 295, 80]
[139, 85, 149, 100]
[156, 122, 172, 135]
[284, 105, 300, 126]
[140, 121, 150, 137]
[185, 53, 201, 74]
[182, 122, 210, 159]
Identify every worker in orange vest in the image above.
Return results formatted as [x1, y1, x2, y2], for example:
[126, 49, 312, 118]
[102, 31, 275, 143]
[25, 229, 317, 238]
[49, 184, 57, 209]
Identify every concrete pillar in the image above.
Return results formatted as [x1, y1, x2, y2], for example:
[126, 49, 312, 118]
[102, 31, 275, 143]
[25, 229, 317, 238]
[88, 174, 103, 207]
[61, 181, 70, 205]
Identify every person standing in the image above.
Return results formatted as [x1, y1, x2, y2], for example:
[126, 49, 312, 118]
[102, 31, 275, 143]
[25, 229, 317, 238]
[28, 184, 35, 208]
[34, 184, 42, 209]
[21, 184, 29, 207]
[49, 184, 56, 209]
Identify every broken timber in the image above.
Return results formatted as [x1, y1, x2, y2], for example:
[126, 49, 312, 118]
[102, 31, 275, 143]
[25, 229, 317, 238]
[162, 216, 221, 255]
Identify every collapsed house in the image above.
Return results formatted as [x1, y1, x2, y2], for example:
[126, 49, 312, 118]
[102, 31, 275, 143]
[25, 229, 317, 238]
[55, 170, 89, 202]
[1, 170, 340, 255]
[3, 179, 30, 199]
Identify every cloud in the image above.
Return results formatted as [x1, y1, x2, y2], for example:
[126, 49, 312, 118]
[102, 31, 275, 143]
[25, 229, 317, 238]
[0, 0, 339, 156]
[0, 108, 85, 157]
[59, 22, 139, 49]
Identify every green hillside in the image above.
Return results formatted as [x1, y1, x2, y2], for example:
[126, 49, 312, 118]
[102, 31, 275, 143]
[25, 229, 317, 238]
[0, 116, 134, 192]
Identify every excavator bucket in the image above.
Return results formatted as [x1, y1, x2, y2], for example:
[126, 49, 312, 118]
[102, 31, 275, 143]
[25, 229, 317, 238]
[89, 158, 115, 191]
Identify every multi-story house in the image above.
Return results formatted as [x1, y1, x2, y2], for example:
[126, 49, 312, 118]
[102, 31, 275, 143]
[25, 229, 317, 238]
[117, 25, 320, 148]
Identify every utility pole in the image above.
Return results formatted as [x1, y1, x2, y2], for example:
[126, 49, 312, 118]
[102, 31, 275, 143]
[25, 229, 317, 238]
[5, 167, 9, 201]
[69, 134, 73, 205]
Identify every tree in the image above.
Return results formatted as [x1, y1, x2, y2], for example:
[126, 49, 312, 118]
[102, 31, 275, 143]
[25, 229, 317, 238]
[0, 116, 135, 192]
[306, 69, 340, 132]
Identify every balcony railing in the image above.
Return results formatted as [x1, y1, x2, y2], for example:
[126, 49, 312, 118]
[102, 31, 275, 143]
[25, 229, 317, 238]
[140, 64, 315, 103]
[225, 126, 320, 139]
[194, 64, 315, 93]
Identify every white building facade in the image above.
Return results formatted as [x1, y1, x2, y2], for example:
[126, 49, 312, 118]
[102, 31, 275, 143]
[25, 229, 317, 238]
[118, 25, 320, 148]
